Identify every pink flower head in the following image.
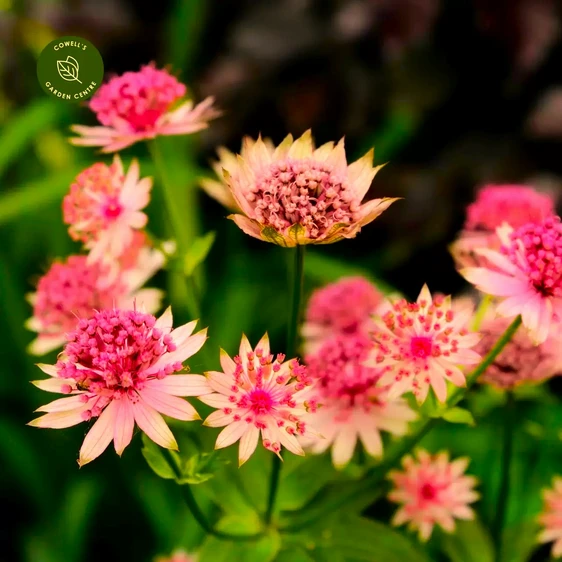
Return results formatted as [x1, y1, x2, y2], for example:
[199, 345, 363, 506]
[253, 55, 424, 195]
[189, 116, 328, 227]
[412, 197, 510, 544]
[199, 334, 319, 466]
[301, 276, 385, 355]
[69, 63, 220, 153]
[461, 217, 562, 344]
[388, 449, 479, 541]
[303, 333, 417, 468]
[366, 285, 481, 403]
[26, 250, 164, 356]
[450, 184, 556, 269]
[476, 312, 562, 390]
[538, 477, 562, 558]
[29, 307, 210, 466]
[224, 130, 399, 246]
[155, 550, 197, 562]
[63, 156, 151, 264]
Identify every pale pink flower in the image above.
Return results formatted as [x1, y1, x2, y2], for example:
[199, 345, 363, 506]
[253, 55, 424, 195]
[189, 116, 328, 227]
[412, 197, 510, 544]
[63, 156, 151, 265]
[366, 285, 481, 403]
[200, 137, 275, 212]
[450, 184, 555, 269]
[223, 130, 398, 246]
[538, 477, 562, 558]
[155, 550, 197, 562]
[303, 333, 416, 468]
[26, 248, 164, 356]
[388, 449, 479, 541]
[461, 217, 562, 345]
[69, 63, 219, 153]
[301, 276, 385, 355]
[29, 307, 210, 466]
[199, 334, 319, 466]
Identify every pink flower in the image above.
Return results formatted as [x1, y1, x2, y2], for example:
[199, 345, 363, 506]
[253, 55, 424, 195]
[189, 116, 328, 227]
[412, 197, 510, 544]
[301, 276, 385, 355]
[63, 156, 151, 264]
[26, 249, 164, 356]
[461, 217, 562, 344]
[303, 333, 417, 468]
[69, 64, 219, 153]
[154, 550, 197, 562]
[450, 184, 555, 269]
[223, 130, 398, 246]
[29, 307, 210, 466]
[388, 449, 479, 541]
[366, 285, 481, 403]
[476, 311, 562, 390]
[538, 477, 562, 558]
[199, 334, 319, 466]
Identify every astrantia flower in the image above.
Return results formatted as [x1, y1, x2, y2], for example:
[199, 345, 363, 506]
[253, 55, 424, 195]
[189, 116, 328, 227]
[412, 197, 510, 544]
[301, 276, 385, 355]
[29, 308, 209, 466]
[476, 312, 562, 390]
[538, 477, 562, 558]
[388, 449, 479, 541]
[26, 251, 164, 356]
[303, 333, 416, 468]
[223, 130, 398, 246]
[69, 63, 219, 153]
[155, 550, 197, 562]
[199, 334, 319, 466]
[63, 156, 151, 264]
[366, 285, 481, 403]
[200, 137, 275, 212]
[450, 184, 555, 269]
[461, 217, 562, 344]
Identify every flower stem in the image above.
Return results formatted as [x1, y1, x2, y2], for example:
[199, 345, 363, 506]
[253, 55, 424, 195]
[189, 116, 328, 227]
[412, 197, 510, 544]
[148, 139, 201, 320]
[493, 390, 516, 558]
[265, 245, 306, 525]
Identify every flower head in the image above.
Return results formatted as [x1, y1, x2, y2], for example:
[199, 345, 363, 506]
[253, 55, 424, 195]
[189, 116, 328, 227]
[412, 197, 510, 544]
[366, 285, 481, 403]
[461, 217, 562, 344]
[450, 184, 556, 269]
[63, 156, 151, 264]
[303, 333, 416, 468]
[29, 307, 209, 466]
[154, 550, 197, 562]
[388, 449, 479, 541]
[224, 130, 398, 246]
[26, 250, 164, 356]
[302, 276, 385, 354]
[199, 334, 319, 466]
[70, 64, 219, 153]
[538, 477, 562, 558]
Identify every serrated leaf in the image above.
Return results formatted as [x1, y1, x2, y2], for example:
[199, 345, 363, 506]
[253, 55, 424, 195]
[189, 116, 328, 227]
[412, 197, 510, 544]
[57, 56, 82, 83]
[441, 407, 476, 426]
[184, 231, 216, 276]
[141, 434, 177, 480]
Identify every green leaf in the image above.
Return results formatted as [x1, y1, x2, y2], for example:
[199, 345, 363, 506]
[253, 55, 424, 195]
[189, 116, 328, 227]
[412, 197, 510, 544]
[141, 434, 177, 480]
[438, 519, 495, 562]
[441, 407, 476, 426]
[275, 548, 316, 562]
[500, 520, 540, 562]
[184, 231, 216, 276]
[177, 451, 226, 485]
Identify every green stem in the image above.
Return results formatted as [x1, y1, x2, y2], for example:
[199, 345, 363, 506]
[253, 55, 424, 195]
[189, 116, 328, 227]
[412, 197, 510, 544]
[265, 245, 306, 525]
[493, 391, 516, 559]
[148, 140, 201, 320]
[472, 294, 493, 331]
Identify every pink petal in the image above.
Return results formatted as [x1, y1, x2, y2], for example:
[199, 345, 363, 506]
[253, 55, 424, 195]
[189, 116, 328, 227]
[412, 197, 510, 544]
[36, 363, 59, 377]
[429, 370, 448, 402]
[215, 421, 248, 449]
[144, 375, 211, 397]
[219, 349, 237, 375]
[198, 393, 232, 408]
[238, 424, 260, 466]
[28, 404, 89, 429]
[31, 378, 74, 393]
[358, 426, 383, 458]
[461, 268, 528, 297]
[35, 395, 87, 413]
[239, 334, 253, 363]
[331, 426, 357, 468]
[155, 307, 174, 333]
[132, 400, 178, 450]
[228, 214, 264, 242]
[473, 248, 518, 275]
[28, 335, 66, 356]
[255, 333, 270, 357]
[140, 389, 200, 421]
[276, 426, 305, 456]
[205, 371, 234, 395]
[113, 398, 135, 456]
[203, 409, 234, 428]
[79, 401, 118, 466]
[356, 197, 400, 227]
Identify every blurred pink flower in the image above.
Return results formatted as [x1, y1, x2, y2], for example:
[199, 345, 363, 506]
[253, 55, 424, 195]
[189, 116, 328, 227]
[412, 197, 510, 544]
[29, 308, 209, 466]
[26, 248, 164, 356]
[388, 449, 479, 541]
[527, 88, 562, 138]
[301, 276, 385, 355]
[69, 64, 219, 153]
[155, 550, 197, 562]
[223, 130, 398, 246]
[303, 333, 416, 468]
[461, 217, 562, 344]
[450, 184, 556, 269]
[63, 156, 152, 265]
[199, 334, 319, 466]
[366, 285, 481, 403]
[538, 477, 562, 558]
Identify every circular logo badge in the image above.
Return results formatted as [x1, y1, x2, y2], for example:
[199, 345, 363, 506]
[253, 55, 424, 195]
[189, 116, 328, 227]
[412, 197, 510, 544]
[37, 36, 104, 103]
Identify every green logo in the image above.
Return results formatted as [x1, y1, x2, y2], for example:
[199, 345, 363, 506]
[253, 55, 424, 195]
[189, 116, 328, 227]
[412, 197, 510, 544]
[37, 36, 104, 103]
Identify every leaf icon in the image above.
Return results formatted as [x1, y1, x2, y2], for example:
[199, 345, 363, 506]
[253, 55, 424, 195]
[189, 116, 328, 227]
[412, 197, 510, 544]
[57, 56, 82, 84]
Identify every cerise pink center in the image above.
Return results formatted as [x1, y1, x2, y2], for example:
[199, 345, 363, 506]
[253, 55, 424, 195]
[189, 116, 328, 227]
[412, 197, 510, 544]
[410, 336, 433, 359]
[248, 388, 274, 414]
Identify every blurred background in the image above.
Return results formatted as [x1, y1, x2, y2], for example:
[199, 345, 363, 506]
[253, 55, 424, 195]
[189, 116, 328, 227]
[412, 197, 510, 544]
[1, 0, 562, 560]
